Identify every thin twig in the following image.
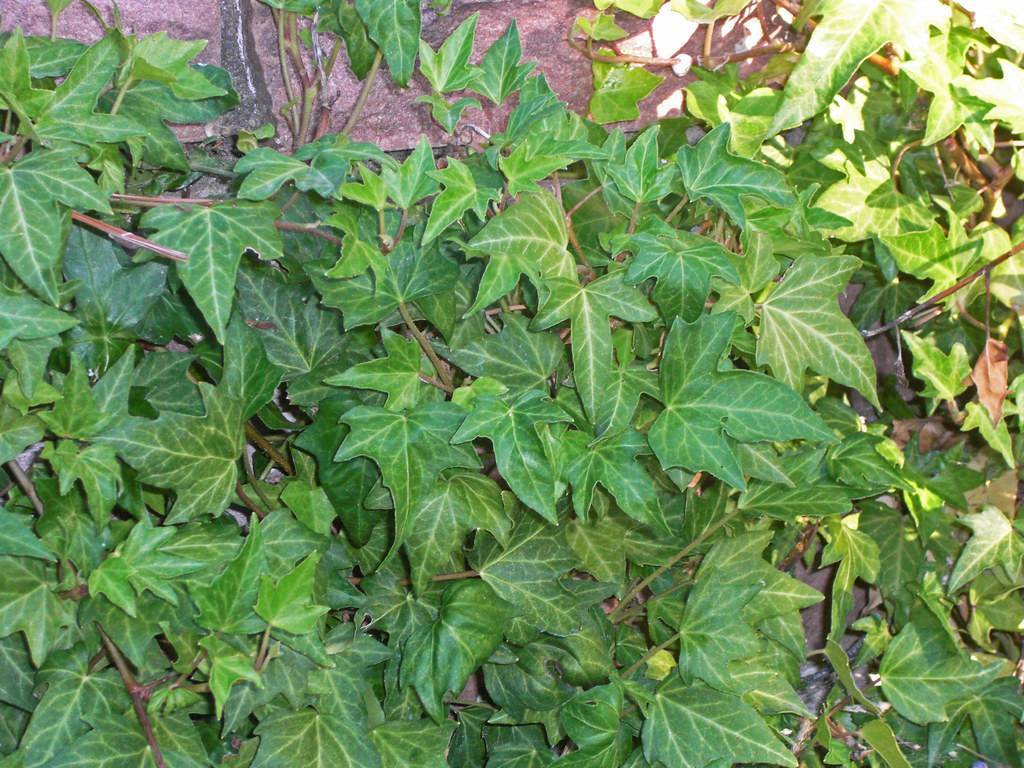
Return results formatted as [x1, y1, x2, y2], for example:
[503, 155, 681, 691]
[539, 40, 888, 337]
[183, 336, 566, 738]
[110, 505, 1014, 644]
[285, 12, 311, 90]
[891, 138, 923, 193]
[313, 40, 343, 140]
[111, 193, 217, 208]
[108, 76, 134, 116]
[245, 422, 294, 476]
[341, 49, 383, 137]
[484, 304, 527, 315]
[109, 194, 343, 247]
[609, 507, 741, 624]
[664, 195, 689, 224]
[385, 208, 409, 253]
[58, 583, 89, 601]
[553, 173, 595, 279]
[627, 201, 642, 235]
[710, 41, 797, 68]
[71, 212, 188, 262]
[236, 482, 267, 520]
[779, 522, 818, 571]
[96, 624, 166, 768]
[273, 219, 343, 246]
[254, 625, 273, 672]
[272, 8, 300, 139]
[980, 165, 1015, 222]
[567, 35, 680, 68]
[621, 629, 682, 679]
[564, 184, 604, 219]
[0, 136, 28, 164]
[419, 374, 453, 393]
[242, 451, 275, 512]
[5, 460, 44, 516]
[773, 0, 898, 76]
[398, 301, 453, 389]
[346, 569, 478, 587]
[702, 20, 715, 64]
[168, 650, 205, 691]
[863, 240, 1024, 338]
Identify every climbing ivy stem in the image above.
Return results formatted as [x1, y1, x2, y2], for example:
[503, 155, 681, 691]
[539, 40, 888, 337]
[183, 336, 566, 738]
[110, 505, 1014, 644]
[627, 201, 641, 234]
[621, 630, 682, 679]
[5, 460, 44, 516]
[609, 507, 741, 623]
[109, 76, 134, 116]
[399, 301, 453, 389]
[254, 625, 273, 672]
[235, 482, 267, 520]
[245, 422, 294, 476]
[273, 8, 300, 139]
[97, 624, 167, 768]
[564, 184, 603, 219]
[553, 173, 594, 279]
[342, 49, 383, 137]
[664, 195, 689, 224]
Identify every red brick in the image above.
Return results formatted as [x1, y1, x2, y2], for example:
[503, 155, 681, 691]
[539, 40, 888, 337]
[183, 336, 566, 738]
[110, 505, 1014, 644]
[1, 0, 790, 152]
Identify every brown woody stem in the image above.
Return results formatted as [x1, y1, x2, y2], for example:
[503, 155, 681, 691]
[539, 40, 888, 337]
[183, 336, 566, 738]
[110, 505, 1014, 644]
[863, 240, 1024, 339]
[342, 49, 383, 137]
[347, 569, 478, 587]
[621, 629, 682, 679]
[5, 460, 44, 516]
[245, 422, 294, 476]
[564, 184, 604, 219]
[273, 219, 343, 246]
[71, 212, 188, 262]
[567, 35, 679, 67]
[254, 625, 273, 672]
[609, 507, 741, 623]
[398, 301, 453, 389]
[96, 624, 166, 768]
[235, 482, 267, 520]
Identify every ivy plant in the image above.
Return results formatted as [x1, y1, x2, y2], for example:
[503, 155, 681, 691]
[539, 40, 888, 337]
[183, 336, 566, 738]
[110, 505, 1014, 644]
[1, 0, 1023, 766]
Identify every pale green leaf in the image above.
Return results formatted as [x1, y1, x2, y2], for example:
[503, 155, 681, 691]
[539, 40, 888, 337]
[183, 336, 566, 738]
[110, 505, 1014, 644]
[757, 255, 878, 406]
[101, 383, 244, 523]
[948, 506, 1020, 593]
[464, 189, 574, 315]
[642, 678, 797, 767]
[253, 706, 381, 768]
[325, 329, 423, 410]
[356, 0, 420, 87]
[589, 60, 663, 124]
[255, 553, 330, 634]
[879, 621, 999, 725]
[769, 0, 950, 135]
[676, 123, 793, 227]
[422, 157, 498, 245]
[142, 202, 283, 343]
[371, 719, 456, 768]
[405, 470, 508, 593]
[337, 402, 478, 563]
[651, 312, 832, 489]
[401, 580, 513, 722]
[191, 517, 267, 635]
[0, 149, 110, 303]
[452, 392, 569, 523]
[471, 513, 580, 636]
[0, 555, 75, 666]
[471, 21, 534, 105]
[533, 271, 656, 424]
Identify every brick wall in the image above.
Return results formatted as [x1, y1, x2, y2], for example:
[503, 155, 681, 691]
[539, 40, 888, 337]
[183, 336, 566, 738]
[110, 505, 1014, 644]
[1, 0, 786, 150]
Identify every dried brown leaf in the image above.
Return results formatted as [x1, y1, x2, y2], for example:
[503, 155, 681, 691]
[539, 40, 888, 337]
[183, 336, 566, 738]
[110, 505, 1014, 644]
[971, 338, 1009, 424]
